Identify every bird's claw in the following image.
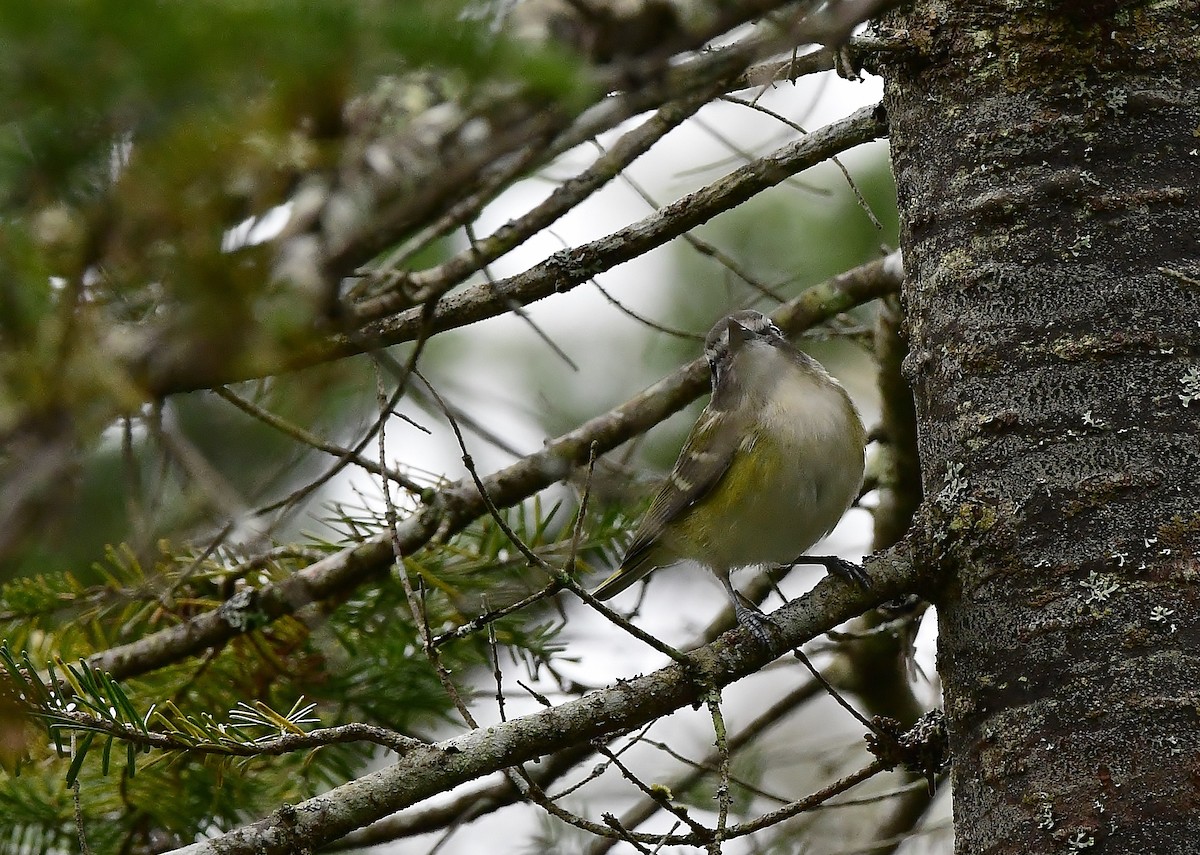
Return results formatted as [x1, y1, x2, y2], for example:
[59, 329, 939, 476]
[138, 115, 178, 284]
[733, 599, 779, 645]
[825, 556, 871, 588]
[791, 555, 871, 589]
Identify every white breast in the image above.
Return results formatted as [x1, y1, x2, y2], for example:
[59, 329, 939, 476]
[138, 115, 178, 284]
[716, 345, 864, 568]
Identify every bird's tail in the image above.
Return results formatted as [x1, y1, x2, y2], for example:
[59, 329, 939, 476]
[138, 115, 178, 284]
[590, 554, 657, 601]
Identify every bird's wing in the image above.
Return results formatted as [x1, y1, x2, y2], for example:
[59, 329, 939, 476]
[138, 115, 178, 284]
[591, 406, 740, 600]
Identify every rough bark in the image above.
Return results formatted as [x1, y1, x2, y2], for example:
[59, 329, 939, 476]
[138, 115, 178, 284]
[882, 2, 1200, 853]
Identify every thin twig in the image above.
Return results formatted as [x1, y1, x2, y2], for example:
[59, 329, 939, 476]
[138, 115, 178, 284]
[121, 414, 152, 562]
[250, 381, 410, 517]
[602, 815, 656, 855]
[486, 597, 507, 722]
[253, 307, 439, 520]
[593, 139, 788, 305]
[538, 223, 701, 339]
[596, 744, 710, 838]
[590, 278, 703, 339]
[639, 737, 790, 806]
[725, 758, 888, 838]
[324, 105, 888, 359]
[373, 359, 478, 730]
[151, 407, 250, 522]
[706, 688, 732, 854]
[464, 220, 579, 370]
[431, 579, 564, 648]
[792, 649, 882, 735]
[689, 112, 826, 196]
[358, 90, 714, 316]
[73, 780, 94, 855]
[215, 386, 426, 493]
[546, 721, 657, 801]
[417, 369, 696, 668]
[720, 94, 883, 230]
[159, 521, 235, 608]
[355, 138, 553, 297]
[567, 441, 600, 575]
[589, 680, 822, 854]
[43, 710, 425, 757]
[500, 749, 891, 848]
[408, 381, 529, 460]
[652, 821, 683, 854]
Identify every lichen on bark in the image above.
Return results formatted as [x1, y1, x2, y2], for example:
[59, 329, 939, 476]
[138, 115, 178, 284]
[880, 1, 1200, 851]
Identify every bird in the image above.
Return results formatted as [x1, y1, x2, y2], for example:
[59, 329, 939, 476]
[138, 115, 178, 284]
[591, 309, 867, 640]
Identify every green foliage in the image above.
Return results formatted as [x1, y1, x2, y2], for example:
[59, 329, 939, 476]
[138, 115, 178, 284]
[0, 773, 77, 854]
[0, 0, 591, 207]
[0, 0, 598, 577]
[0, 485, 627, 851]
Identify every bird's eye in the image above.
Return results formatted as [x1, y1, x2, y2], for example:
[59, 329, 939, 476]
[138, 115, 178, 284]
[749, 316, 783, 339]
[732, 311, 781, 340]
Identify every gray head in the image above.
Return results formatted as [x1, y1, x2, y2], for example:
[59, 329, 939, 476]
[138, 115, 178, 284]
[704, 310, 786, 387]
[704, 309, 833, 402]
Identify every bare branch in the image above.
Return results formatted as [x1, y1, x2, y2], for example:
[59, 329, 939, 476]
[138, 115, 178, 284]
[327, 745, 594, 848]
[357, 89, 715, 317]
[88, 257, 900, 682]
[138, 104, 887, 396]
[706, 689, 733, 851]
[589, 680, 823, 854]
[133, 5, 901, 398]
[345, 104, 888, 353]
[171, 544, 918, 855]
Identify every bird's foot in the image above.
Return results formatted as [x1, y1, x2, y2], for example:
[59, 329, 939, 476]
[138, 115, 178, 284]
[733, 597, 779, 645]
[794, 554, 871, 588]
[833, 44, 862, 81]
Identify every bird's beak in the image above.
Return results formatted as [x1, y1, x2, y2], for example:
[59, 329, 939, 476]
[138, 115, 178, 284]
[727, 319, 755, 351]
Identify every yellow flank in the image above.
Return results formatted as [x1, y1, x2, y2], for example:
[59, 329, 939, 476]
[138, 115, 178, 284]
[669, 428, 776, 558]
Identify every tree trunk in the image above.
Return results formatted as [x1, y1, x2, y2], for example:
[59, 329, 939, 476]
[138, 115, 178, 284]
[881, 2, 1200, 852]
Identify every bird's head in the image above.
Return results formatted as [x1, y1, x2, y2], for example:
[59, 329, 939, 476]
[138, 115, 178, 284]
[704, 310, 786, 386]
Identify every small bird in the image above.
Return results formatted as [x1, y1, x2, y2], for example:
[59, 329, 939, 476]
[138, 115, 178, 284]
[592, 309, 867, 638]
